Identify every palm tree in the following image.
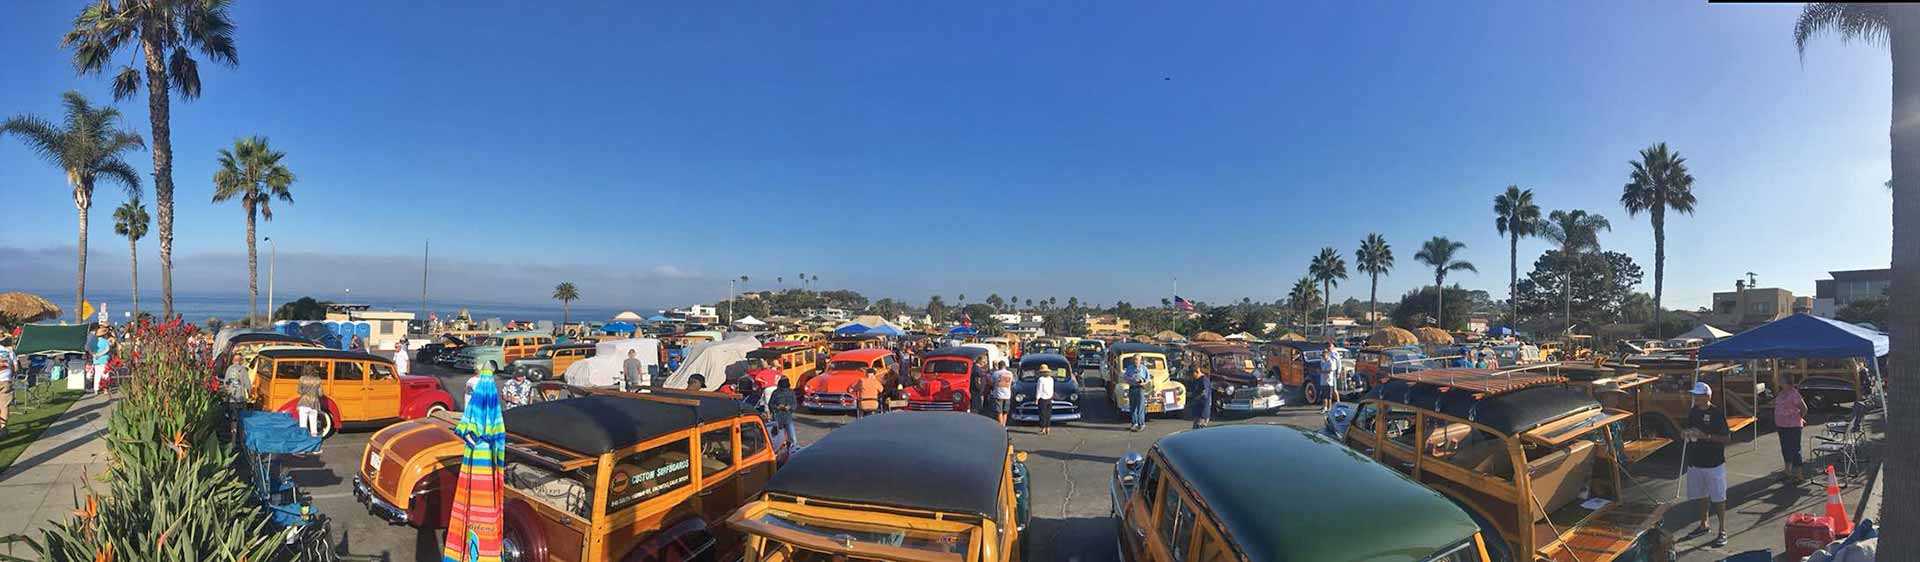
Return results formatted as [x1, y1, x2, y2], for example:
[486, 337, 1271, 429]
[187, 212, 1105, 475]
[1414, 237, 1477, 329]
[1622, 143, 1698, 338]
[1355, 234, 1394, 329]
[777, 276, 784, 288]
[1494, 185, 1543, 329]
[113, 200, 149, 316]
[1, 91, 145, 318]
[211, 136, 295, 324]
[64, 0, 239, 319]
[1309, 247, 1348, 338]
[798, 272, 806, 290]
[1540, 210, 1612, 334]
[552, 282, 580, 325]
[1796, 7, 1917, 548]
[1288, 276, 1320, 328]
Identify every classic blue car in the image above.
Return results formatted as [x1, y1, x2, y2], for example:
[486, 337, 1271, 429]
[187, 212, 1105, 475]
[1011, 354, 1081, 423]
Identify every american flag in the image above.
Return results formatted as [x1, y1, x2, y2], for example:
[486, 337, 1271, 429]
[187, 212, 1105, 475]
[961, 311, 973, 329]
[1172, 296, 1194, 311]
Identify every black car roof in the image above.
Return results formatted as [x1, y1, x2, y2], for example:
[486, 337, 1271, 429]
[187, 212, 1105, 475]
[503, 392, 750, 455]
[1266, 340, 1330, 351]
[1156, 425, 1480, 562]
[1107, 342, 1166, 355]
[1019, 353, 1072, 370]
[762, 412, 1008, 519]
[1370, 379, 1601, 435]
[925, 346, 988, 360]
[230, 332, 314, 344]
[255, 348, 393, 362]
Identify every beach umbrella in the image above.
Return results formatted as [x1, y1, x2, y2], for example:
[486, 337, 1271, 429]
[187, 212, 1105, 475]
[865, 323, 905, 337]
[603, 321, 636, 334]
[442, 375, 506, 562]
[1191, 331, 1226, 342]
[834, 323, 872, 336]
[1153, 330, 1187, 343]
[1275, 332, 1307, 342]
[1415, 327, 1454, 345]
[947, 326, 977, 336]
[1367, 327, 1418, 347]
[0, 292, 62, 323]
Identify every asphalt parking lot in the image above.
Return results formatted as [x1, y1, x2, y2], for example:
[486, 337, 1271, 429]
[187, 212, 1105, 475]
[294, 364, 1880, 562]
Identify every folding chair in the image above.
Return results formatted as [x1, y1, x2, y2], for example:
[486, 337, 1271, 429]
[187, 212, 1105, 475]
[1813, 402, 1868, 477]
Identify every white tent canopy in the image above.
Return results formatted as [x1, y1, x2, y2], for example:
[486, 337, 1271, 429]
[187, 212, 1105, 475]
[1676, 323, 1733, 341]
[734, 315, 768, 326]
[665, 336, 761, 391]
[565, 338, 659, 388]
[612, 310, 645, 322]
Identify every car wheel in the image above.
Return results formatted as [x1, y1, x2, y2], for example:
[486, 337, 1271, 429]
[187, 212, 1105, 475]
[686, 375, 705, 391]
[1303, 381, 1320, 405]
[500, 504, 547, 562]
[426, 403, 449, 417]
[316, 411, 337, 438]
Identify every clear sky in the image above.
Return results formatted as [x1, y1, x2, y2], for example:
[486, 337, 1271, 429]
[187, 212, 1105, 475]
[0, 0, 1894, 313]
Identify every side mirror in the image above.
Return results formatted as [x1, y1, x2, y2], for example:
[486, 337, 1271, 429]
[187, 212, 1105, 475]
[1122, 452, 1144, 472]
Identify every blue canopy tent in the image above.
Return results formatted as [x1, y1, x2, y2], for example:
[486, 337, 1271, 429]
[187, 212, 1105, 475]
[1487, 326, 1515, 338]
[644, 314, 672, 324]
[1688, 314, 1888, 481]
[833, 323, 872, 336]
[947, 326, 977, 337]
[603, 321, 637, 334]
[864, 324, 904, 337]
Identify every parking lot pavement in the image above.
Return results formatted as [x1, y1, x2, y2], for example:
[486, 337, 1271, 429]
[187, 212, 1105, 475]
[297, 364, 1881, 562]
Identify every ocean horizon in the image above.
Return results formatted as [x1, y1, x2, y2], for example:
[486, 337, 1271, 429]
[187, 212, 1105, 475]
[13, 290, 658, 325]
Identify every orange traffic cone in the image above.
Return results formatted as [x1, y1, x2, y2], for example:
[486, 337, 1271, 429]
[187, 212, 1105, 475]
[1824, 465, 1853, 537]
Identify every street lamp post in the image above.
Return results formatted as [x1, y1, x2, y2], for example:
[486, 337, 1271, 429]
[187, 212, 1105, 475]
[728, 278, 737, 324]
[265, 236, 275, 325]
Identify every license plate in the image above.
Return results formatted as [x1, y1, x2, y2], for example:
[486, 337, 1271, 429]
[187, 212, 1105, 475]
[367, 451, 382, 473]
[1162, 390, 1178, 404]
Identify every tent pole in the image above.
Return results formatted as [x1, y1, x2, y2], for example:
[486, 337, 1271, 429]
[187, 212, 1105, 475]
[1676, 355, 1701, 501]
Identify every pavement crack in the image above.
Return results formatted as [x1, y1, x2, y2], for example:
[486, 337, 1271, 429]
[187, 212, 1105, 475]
[1059, 433, 1086, 519]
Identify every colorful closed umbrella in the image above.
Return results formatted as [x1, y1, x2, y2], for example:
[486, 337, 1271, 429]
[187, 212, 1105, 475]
[442, 375, 506, 562]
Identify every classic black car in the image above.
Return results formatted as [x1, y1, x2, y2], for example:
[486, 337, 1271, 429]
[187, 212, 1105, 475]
[421, 334, 469, 366]
[1185, 342, 1283, 414]
[1011, 354, 1081, 423]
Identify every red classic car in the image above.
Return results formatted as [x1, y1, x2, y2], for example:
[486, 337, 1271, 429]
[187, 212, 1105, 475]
[903, 346, 990, 411]
[800, 348, 900, 412]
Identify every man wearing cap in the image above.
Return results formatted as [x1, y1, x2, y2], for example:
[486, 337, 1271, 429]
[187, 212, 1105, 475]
[1682, 381, 1732, 547]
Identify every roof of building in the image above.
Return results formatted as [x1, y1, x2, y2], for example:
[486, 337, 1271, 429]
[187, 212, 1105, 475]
[502, 392, 750, 455]
[762, 412, 1008, 520]
[255, 348, 394, 362]
[1370, 378, 1600, 435]
[1156, 425, 1480, 562]
[1828, 268, 1891, 281]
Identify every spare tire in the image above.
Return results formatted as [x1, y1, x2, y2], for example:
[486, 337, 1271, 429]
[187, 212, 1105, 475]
[501, 501, 548, 562]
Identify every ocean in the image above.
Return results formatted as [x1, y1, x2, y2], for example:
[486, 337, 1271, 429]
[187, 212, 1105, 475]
[41, 292, 644, 324]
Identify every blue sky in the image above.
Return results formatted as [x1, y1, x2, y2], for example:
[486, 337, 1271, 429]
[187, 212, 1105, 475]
[0, 1, 1893, 312]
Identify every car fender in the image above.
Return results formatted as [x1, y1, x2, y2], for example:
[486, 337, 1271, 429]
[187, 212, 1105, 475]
[502, 500, 550, 562]
[274, 396, 343, 429]
[622, 516, 714, 562]
[401, 389, 455, 419]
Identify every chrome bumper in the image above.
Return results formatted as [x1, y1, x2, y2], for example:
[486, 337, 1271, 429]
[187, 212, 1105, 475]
[1011, 402, 1082, 422]
[802, 394, 858, 410]
[907, 400, 963, 411]
[1220, 395, 1284, 411]
[353, 475, 410, 525]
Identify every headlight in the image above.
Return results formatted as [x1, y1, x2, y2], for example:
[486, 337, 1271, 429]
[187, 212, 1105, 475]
[1015, 394, 1028, 402]
[1068, 392, 1079, 401]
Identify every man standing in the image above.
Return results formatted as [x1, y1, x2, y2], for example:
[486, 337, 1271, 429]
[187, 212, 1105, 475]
[392, 339, 410, 377]
[769, 377, 798, 446]
[1319, 341, 1341, 413]
[1682, 382, 1732, 548]
[992, 361, 1014, 426]
[1123, 357, 1150, 432]
[622, 349, 644, 390]
[970, 362, 990, 416]
[1190, 367, 1212, 429]
[0, 335, 14, 437]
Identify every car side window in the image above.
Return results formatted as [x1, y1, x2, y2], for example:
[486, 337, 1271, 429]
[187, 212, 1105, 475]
[334, 361, 364, 381]
[1193, 526, 1234, 562]
[1353, 402, 1380, 433]
[1157, 486, 1193, 559]
[1428, 421, 1513, 480]
[700, 427, 734, 476]
[739, 420, 767, 459]
[1139, 456, 1162, 514]
[368, 362, 395, 381]
[273, 360, 316, 380]
[607, 438, 693, 511]
[1385, 406, 1421, 450]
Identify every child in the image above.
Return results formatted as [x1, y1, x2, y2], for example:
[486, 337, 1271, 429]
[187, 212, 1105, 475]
[296, 373, 325, 437]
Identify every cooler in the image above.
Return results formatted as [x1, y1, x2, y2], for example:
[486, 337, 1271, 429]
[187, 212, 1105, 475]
[1785, 512, 1835, 560]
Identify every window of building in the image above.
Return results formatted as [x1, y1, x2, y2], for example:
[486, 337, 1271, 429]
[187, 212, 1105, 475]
[1715, 300, 1735, 314]
[607, 438, 693, 511]
[1749, 301, 1773, 314]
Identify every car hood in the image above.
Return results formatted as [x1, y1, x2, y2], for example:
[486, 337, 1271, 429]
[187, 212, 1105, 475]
[905, 374, 970, 399]
[1012, 377, 1080, 395]
[1209, 369, 1263, 385]
[805, 371, 866, 393]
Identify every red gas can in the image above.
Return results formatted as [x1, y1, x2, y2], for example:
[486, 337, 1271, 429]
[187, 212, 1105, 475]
[1785, 512, 1835, 560]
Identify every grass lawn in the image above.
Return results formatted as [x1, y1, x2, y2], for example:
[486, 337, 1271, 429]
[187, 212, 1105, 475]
[0, 389, 84, 473]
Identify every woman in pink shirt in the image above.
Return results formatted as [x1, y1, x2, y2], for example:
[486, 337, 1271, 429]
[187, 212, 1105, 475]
[1773, 371, 1807, 481]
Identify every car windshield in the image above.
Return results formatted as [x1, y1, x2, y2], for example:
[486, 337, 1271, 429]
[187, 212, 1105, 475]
[1210, 353, 1255, 372]
[477, 337, 502, 347]
[925, 359, 972, 375]
[751, 507, 971, 556]
[1020, 367, 1065, 381]
[1122, 355, 1167, 371]
[1078, 342, 1102, 351]
[826, 360, 871, 372]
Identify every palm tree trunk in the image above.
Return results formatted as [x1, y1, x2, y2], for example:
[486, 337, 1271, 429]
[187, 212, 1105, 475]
[141, 21, 176, 320]
[128, 237, 138, 317]
[1435, 273, 1444, 329]
[75, 186, 89, 321]
[1369, 273, 1378, 331]
[246, 206, 258, 325]
[1322, 280, 1331, 340]
[1880, 7, 1920, 557]
[1652, 208, 1666, 338]
[1509, 233, 1519, 329]
[563, 301, 571, 326]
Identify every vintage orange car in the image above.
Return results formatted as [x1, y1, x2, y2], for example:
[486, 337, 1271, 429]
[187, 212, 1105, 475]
[216, 332, 323, 375]
[799, 348, 899, 412]
[249, 347, 455, 436]
[354, 387, 784, 562]
[751, 340, 827, 386]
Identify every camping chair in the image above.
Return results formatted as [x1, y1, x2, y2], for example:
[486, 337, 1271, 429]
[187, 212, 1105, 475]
[1814, 401, 1869, 478]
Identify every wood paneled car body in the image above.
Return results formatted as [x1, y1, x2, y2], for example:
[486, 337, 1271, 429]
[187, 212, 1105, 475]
[1113, 424, 1494, 562]
[249, 347, 454, 434]
[727, 412, 1032, 562]
[354, 388, 782, 562]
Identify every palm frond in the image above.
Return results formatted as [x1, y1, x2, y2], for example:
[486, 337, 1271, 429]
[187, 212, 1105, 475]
[1795, 3, 1889, 58]
[94, 158, 143, 195]
[0, 115, 67, 165]
[109, 65, 142, 101]
[169, 47, 202, 99]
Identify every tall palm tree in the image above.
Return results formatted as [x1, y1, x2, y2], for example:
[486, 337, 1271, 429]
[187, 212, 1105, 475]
[64, 0, 238, 319]
[1309, 247, 1348, 338]
[552, 282, 580, 325]
[1414, 237, 1477, 329]
[211, 136, 295, 324]
[1540, 210, 1611, 335]
[113, 200, 149, 316]
[1494, 185, 1543, 329]
[1355, 234, 1394, 329]
[1288, 276, 1320, 328]
[1622, 143, 1698, 338]
[1796, 6, 1917, 549]
[1, 91, 145, 318]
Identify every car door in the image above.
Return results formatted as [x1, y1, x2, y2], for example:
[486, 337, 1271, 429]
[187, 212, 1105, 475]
[694, 422, 743, 548]
[363, 360, 403, 420]
[1121, 455, 1163, 561]
[734, 418, 773, 497]
[330, 360, 366, 421]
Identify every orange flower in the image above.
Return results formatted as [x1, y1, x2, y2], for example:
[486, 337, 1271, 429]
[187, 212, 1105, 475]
[93, 541, 112, 562]
[74, 495, 97, 520]
[167, 431, 190, 459]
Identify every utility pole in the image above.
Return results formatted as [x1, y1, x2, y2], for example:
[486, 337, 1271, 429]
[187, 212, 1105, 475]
[421, 239, 430, 326]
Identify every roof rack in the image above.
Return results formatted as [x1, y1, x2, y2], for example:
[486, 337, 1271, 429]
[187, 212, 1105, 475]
[1388, 364, 1568, 395]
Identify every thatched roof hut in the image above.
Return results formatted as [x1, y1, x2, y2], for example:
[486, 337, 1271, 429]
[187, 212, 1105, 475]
[1368, 327, 1418, 347]
[0, 292, 61, 323]
[1415, 327, 1454, 345]
[1274, 332, 1306, 342]
[1192, 331, 1226, 342]
[1153, 330, 1187, 343]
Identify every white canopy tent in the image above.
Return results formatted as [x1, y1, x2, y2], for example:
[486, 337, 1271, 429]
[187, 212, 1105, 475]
[734, 315, 768, 327]
[612, 310, 645, 322]
[1676, 323, 1733, 341]
[564, 338, 659, 389]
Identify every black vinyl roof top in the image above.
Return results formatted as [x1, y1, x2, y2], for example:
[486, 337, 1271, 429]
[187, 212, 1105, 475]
[1156, 425, 1478, 562]
[255, 348, 393, 363]
[502, 392, 750, 455]
[763, 412, 1008, 519]
[925, 346, 989, 360]
[1107, 342, 1166, 355]
[1371, 379, 1601, 435]
[1019, 353, 1072, 371]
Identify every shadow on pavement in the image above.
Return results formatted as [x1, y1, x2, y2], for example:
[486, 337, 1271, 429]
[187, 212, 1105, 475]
[1028, 515, 1121, 562]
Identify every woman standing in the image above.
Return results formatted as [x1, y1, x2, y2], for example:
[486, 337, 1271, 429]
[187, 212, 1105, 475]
[1773, 371, 1807, 482]
[1035, 364, 1056, 435]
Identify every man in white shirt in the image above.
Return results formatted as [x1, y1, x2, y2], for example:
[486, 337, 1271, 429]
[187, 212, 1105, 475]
[392, 339, 410, 377]
[0, 336, 14, 437]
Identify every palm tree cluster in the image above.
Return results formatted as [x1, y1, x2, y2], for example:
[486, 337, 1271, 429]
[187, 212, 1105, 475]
[1, 91, 144, 319]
